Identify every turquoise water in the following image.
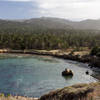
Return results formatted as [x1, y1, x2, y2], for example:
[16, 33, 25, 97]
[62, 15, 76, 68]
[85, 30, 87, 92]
[0, 54, 97, 97]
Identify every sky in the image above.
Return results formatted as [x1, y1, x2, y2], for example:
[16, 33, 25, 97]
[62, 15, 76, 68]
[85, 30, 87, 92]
[0, 0, 100, 21]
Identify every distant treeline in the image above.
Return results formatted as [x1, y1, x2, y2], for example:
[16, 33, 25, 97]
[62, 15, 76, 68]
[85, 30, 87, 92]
[0, 28, 100, 50]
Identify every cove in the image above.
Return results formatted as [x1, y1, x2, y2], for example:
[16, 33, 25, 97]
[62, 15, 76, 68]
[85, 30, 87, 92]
[0, 54, 97, 97]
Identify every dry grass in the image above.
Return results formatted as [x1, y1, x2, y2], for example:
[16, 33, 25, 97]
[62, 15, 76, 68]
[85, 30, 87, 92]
[0, 94, 38, 100]
[34, 48, 90, 56]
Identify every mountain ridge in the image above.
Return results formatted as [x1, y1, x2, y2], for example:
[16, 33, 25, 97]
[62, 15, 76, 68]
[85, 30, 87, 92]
[0, 17, 100, 30]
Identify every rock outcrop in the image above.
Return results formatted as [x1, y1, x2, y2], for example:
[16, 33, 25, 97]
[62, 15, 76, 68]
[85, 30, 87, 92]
[40, 82, 100, 100]
[62, 69, 73, 76]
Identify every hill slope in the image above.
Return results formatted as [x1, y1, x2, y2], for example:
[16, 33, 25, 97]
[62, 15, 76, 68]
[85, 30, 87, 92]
[0, 17, 100, 30]
[0, 18, 72, 30]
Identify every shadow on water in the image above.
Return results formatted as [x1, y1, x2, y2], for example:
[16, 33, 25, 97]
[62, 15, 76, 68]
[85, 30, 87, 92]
[62, 75, 73, 81]
[91, 72, 100, 80]
[90, 67, 100, 80]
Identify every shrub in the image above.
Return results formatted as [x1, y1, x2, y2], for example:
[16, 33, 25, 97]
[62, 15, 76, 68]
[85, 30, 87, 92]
[90, 46, 100, 57]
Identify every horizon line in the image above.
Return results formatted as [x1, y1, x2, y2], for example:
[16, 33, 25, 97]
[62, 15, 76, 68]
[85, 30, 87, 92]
[0, 16, 100, 22]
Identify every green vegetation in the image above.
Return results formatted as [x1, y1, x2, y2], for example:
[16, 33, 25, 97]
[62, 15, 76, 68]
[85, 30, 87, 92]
[91, 46, 100, 57]
[0, 18, 100, 50]
[0, 28, 100, 50]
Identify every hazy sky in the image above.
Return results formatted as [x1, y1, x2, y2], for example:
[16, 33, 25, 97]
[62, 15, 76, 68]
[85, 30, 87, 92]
[0, 0, 100, 20]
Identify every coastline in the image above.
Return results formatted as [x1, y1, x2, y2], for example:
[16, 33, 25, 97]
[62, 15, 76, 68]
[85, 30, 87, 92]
[0, 49, 100, 100]
[0, 49, 100, 68]
[0, 49, 100, 80]
[0, 49, 100, 79]
[40, 82, 100, 100]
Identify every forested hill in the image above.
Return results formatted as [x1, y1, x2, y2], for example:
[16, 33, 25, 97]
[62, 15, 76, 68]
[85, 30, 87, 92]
[0, 17, 100, 30]
[0, 17, 72, 30]
[68, 19, 100, 30]
[0, 17, 100, 50]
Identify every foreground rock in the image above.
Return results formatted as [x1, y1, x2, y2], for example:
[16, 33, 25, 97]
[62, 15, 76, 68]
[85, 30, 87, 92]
[40, 82, 100, 100]
[62, 69, 73, 76]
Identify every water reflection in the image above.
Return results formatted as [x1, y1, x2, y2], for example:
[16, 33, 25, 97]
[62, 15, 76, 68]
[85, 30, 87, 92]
[62, 75, 73, 81]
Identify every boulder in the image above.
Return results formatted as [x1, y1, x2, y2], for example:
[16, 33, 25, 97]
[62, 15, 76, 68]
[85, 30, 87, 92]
[86, 71, 89, 75]
[62, 68, 73, 76]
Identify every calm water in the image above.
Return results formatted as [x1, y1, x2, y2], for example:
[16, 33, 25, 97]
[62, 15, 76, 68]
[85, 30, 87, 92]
[0, 54, 97, 97]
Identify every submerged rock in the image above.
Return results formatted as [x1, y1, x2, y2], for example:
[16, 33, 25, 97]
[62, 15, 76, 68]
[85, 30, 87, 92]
[62, 68, 73, 76]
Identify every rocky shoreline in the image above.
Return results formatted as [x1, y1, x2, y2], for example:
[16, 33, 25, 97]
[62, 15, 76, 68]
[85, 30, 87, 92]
[0, 49, 99, 68]
[40, 82, 100, 100]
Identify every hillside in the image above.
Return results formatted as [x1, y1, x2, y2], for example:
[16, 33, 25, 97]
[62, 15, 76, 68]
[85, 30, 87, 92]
[68, 19, 100, 30]
[0, 18, 72, 30]
[0, 17, 100, 30]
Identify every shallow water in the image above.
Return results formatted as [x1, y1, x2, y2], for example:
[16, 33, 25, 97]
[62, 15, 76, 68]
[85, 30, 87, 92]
[0, 54, 97, 97]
